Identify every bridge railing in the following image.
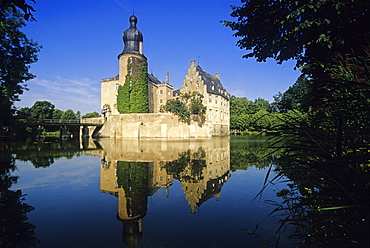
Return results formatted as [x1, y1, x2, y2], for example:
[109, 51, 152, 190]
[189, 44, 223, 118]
[80, 117, 105, 124]
[42, 119, 81, 124]
[15, 118, 105, 125]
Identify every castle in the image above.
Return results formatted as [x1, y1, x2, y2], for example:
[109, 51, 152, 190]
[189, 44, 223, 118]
[99, 15, 230, 138]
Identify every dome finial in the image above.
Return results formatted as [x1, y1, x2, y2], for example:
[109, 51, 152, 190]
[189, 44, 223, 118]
[120, 14, 143, 56]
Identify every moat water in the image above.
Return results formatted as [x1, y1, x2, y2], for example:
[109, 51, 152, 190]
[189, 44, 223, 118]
[1, 136, 294, 248]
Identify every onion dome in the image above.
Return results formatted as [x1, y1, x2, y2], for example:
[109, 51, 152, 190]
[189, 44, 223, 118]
[121, 15, 143, 55]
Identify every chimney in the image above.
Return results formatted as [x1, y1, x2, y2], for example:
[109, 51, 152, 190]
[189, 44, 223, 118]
[190, 60, 196, 67]
[216, 73, 220, 80]
[166, 72, 169, 84]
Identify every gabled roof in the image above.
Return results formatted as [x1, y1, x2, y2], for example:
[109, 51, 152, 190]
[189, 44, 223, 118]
[148, 73, 161, 84]
[196, 65, 229, 100]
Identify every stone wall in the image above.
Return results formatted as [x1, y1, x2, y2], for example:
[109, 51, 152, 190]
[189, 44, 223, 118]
[97, 113, 228, 138]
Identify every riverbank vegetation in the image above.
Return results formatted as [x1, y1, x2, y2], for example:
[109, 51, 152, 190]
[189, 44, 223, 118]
[13, 100, 97, 137]
[0, 3, 40, 137]
[229, 75, 310, 133]
[225, 0, 369, 246]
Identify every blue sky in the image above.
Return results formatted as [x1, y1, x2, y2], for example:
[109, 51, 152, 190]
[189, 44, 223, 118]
[18, 0, 301, 114]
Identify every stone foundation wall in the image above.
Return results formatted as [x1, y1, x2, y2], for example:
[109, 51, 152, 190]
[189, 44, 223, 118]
[98, 113, 228, 138]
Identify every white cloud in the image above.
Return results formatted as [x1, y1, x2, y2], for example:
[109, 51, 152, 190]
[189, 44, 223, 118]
[17, 76, 100, 114]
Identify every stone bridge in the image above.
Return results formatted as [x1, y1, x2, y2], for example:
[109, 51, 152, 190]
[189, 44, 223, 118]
[20, 117, 104, 138]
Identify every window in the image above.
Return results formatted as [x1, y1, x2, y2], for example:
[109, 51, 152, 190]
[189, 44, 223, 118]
[209, 109, 212, 119]
[159, 89, 163, 94]
[129, 57, 133, 63]
[209, 95, 212, 103]
[159, 99, 163, 104]
[115, 84, 119, 90]
[215, 96, 218, 104]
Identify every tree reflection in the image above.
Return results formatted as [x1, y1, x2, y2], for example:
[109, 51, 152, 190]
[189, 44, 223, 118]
[10, 138, 82, 168]
[162, 148, 206, 183]
[0, 144, 39, 247]
[161, 147, 230, 214]
[230, 136, 278, 171]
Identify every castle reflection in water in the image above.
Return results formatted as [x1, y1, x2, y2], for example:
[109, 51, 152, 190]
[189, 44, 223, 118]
[86, 137, 230, 247]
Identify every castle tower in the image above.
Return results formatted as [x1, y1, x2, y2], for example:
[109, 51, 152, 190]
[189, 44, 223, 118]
[116, 15, 149, 113]
[118, 15, 146, 83]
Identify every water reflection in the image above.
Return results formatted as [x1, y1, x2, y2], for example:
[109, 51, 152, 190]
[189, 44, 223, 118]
[0, 142, 39, 247]
[97, 138, 230, 247]
[3, 136, 288, 248]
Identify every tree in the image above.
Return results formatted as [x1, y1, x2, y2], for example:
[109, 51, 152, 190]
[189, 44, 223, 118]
[52, 109, 64, 119]
[223, 0, 370, 66]
[229, 95, 273, 130]
[61, 109, 79, 120]
[160, 91, 206, 123]
[186, 92, 207, 115]
[224, 2, 370, 245]
[0, 7, 40, 129]
[29, 101, 55, 120]
[252, 97, 271, 112]
[230, 95, 254, 115]
[272, 74, 311, 113]
[81, 112, 100, 119]
[0, 0, 36, 21]
[162, 98, 190, 120]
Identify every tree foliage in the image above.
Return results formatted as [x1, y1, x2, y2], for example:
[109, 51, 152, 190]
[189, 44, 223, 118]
[29, 101, 55, 120]
[52, 109, 64, 119]
[161, 148, 206, 183]
[223, 0, 370, 66]
[225, 1, 370, 245]
[0, 0, 36, 21]
[61, 109, 80, 120]
[272, 74, 311, 113]
[0, 7, 40, 127]
[17, 101, 83, 122]
[81, 112, 100, 119]
[230, 96, 279, 131]
[160, 91, 206, 123]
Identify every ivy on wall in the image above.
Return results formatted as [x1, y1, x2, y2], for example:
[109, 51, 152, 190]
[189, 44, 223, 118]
[117, 57, 149, 113]
[116, 161, 149, 217]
